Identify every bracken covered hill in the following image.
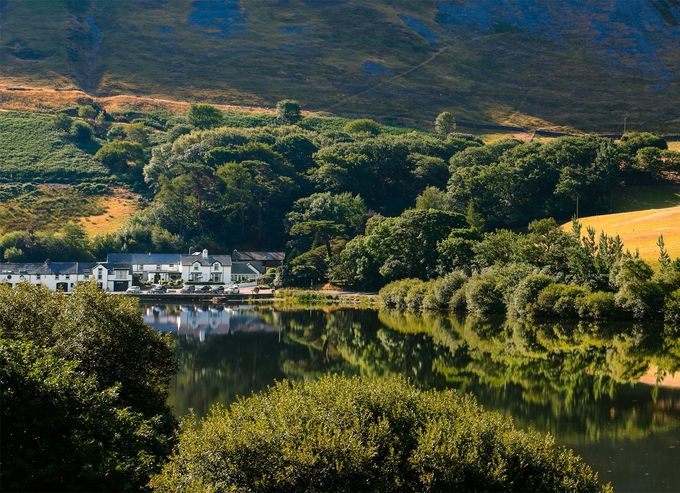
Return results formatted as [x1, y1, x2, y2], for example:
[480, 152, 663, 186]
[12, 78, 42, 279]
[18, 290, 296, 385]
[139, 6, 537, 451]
[1, 0, 680, 131]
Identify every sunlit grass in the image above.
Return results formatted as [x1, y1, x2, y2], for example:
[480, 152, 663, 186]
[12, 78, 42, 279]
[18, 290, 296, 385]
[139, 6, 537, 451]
[80, 192, 140, 237]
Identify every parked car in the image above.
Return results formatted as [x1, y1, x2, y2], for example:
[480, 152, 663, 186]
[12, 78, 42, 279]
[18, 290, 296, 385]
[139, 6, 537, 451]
[198, 285, 212, 292]
[126, 286, 142, 294]
[225, 284, 240, 295]
[149, 284, 167, 293]
[210, 285, 225, 293]
[180, 284, 195, 293]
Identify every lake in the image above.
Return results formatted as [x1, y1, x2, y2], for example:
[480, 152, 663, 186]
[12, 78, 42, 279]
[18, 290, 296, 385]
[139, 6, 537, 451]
[142, 302, 680, 492]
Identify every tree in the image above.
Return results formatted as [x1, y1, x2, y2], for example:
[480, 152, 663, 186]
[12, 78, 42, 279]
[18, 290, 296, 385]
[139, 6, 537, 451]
[276, 99, 302, 124]
[0, 339, 172, 492]
[287, 192, 366, 257]
[95, 141, 145, 171]
[150, 375, 608, 493]
[187, 104, 223, 129]
[125, 122, 149, 146]
[434, 111, 456, 135]
[0, 283, 177, 491]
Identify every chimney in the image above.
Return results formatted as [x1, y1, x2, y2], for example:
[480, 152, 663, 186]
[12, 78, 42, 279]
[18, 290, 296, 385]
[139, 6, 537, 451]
[189, 247, 195, 255]
[202, 249, 209, 259]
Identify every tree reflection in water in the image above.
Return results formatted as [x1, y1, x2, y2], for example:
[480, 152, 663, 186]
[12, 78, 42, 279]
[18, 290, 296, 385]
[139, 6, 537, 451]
[145, 303, 680, 491]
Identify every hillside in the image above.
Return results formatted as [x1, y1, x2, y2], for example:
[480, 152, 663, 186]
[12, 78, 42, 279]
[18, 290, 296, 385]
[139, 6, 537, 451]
[2, 0, 680, 131]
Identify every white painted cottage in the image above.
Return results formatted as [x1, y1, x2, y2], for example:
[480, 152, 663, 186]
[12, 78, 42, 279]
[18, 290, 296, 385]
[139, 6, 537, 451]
[181, 249, 232, 284]
[0, 262, 132, 292]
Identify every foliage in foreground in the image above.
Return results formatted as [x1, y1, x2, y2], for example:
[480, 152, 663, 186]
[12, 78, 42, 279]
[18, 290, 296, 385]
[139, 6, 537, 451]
[151, 375, 610, 493]
[0, 283, 177, 491]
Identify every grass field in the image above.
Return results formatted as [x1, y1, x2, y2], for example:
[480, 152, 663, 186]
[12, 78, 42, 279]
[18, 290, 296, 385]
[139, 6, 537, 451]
[574, 206, 680, 262]
[565, 185, 680, 263]
[80, 192, 140, 236]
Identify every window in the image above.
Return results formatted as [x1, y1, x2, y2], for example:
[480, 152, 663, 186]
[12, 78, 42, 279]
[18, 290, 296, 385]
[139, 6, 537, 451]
[65, 275, 70, 280]
[190, 273, 203, 282]
[137, 264, 143, 270]
[156, 264, 162, 270]
[194, 264, 200, 271]
[36, 274, 41, 280]
[55, 275, 59, 280]
[210, 273, 222, 282]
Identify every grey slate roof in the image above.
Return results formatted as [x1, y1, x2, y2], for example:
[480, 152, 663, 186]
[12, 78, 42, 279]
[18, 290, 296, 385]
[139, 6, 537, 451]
[232, 250, 285, 262]
[181, 253, 232, 266]
[231, 262, 264, 275]
[0, 262, 101, 275]
[107, 253, 182, 265]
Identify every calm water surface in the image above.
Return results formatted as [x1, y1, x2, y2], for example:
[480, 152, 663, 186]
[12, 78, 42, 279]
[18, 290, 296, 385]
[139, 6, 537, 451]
[142, 303, 680, 492]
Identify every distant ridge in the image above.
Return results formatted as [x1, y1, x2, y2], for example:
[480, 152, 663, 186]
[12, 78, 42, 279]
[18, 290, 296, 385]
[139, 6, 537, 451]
[1, 0, 679, 131]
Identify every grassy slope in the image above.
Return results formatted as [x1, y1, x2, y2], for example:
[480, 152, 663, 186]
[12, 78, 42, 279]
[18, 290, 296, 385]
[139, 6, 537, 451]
[0, 111, 138, 236]
[0, 111, 107, 182]
[80, 191, 140, 236]
[1, 0, 679, 131]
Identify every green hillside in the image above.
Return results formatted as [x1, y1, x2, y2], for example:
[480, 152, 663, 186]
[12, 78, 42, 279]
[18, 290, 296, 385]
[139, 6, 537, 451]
[2, 0, 680, 131]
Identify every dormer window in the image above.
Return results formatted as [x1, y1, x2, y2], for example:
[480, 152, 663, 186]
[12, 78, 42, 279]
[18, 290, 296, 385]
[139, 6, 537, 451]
[194, 263, 200, 271]
[213, 263, 220, 271]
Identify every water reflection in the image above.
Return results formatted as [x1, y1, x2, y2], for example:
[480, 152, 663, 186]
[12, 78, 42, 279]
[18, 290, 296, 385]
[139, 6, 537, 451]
[143, 303, 680, 492]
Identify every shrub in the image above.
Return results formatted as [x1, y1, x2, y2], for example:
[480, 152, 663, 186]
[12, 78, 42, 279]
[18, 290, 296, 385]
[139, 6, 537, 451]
[151, 376, 608, 493]
[510, 274, 553, 316]
[450, 285, 467, 312]
[615, 280, 665, 320]
[187, 104, 223, 129]
[70, 120, 93, 142]
[404, 280, 429, 311]
[534, 284, 589, 319]
[343, 118, 381, 135]
[465, 273, 504, 315]
[577, 291, 617, 320]
[276, 99, 302, 124]
[422, 271, 467, 310]
[379, 278, 419, 308]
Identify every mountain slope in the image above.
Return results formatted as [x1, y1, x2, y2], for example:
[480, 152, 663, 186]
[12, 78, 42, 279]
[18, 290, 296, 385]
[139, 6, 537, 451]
[1, 0, 680, 131]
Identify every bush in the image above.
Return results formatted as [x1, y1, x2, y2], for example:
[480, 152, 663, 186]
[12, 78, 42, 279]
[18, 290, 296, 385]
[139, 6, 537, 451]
[449, 285, 467, 312]
[276, 99, 302, 124]
[577, 291, 617, 320]
[404, 280, 429, 311]
[534, 284, 589, 319]
[510, 274, 553, 316]
[379, 278, 419, 308]
[70, 120, 93, 142]
[465, 273, 504, 315]
[422, 271, 467, 310]
[151, 376, 608, 493]
[343, 118, 381, 135]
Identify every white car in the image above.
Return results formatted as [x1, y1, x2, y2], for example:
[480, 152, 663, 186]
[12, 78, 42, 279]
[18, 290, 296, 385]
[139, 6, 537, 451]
[225, 284, 240, 295]
[126, 286, 142, 294]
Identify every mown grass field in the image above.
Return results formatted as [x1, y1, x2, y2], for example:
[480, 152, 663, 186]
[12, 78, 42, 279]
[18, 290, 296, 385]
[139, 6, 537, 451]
[566, 186, 680, 263]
